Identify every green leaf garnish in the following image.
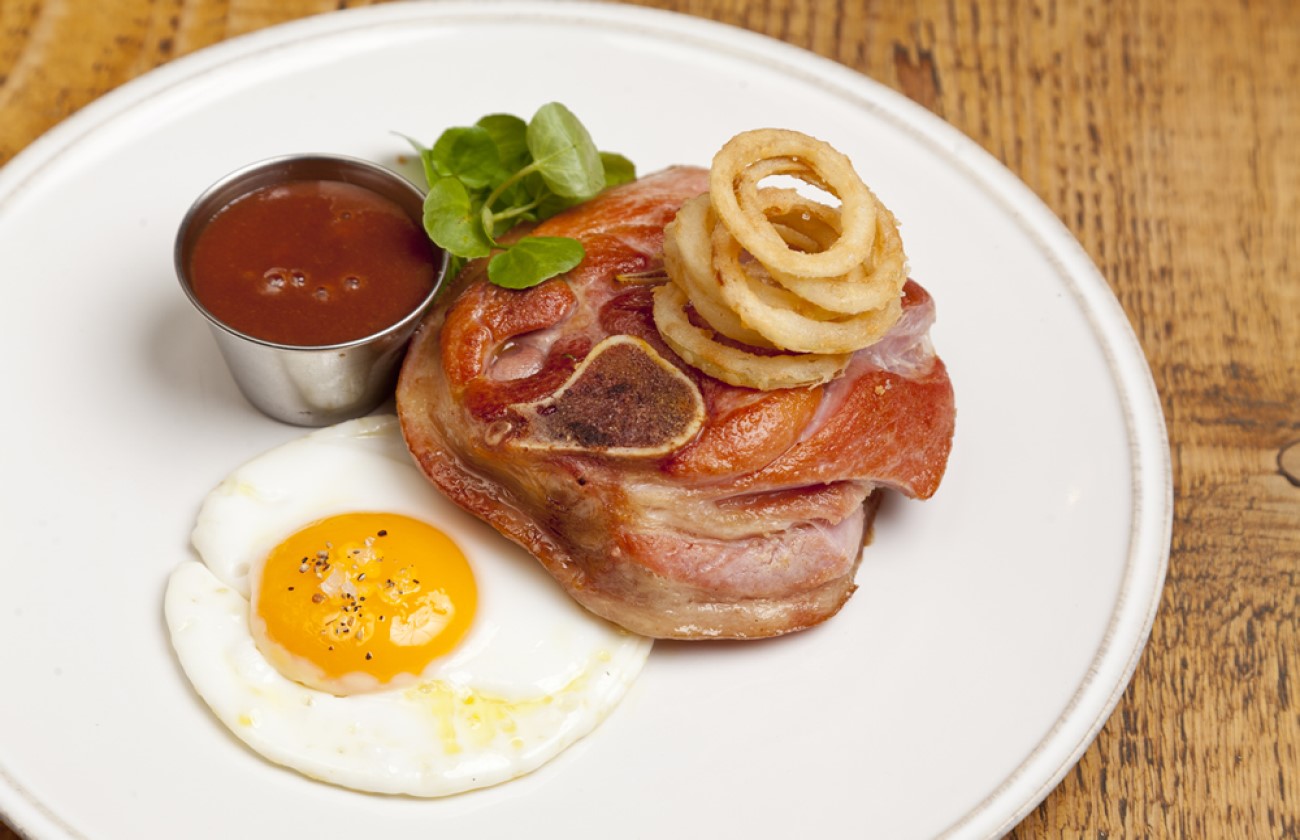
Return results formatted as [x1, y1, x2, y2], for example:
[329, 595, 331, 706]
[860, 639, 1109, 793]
[476, 114, 530, 172]
[423, 177, 492, 259]
[487, 237, 586, 289]
[407, 102, 635, 290]
[601, 152, 637, 188]
[396, 132, 440, 191]
[525, 102, 606, 199]
[429, 126, 502, 189]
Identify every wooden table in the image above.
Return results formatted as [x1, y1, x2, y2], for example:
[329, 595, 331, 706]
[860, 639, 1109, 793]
[2, 1, 1295, 836]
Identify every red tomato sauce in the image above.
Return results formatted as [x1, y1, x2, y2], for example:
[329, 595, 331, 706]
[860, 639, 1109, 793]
[188, 180, 438, 346]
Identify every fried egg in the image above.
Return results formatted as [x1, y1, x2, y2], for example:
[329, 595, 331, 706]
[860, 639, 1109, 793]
[164, 415, 651, 796]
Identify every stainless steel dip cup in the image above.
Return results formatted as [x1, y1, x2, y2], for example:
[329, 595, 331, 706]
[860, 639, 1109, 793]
[175, 154, 446, 427]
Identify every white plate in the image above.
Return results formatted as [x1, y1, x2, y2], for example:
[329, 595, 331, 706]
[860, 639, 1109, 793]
[0, 3, 1170, 838]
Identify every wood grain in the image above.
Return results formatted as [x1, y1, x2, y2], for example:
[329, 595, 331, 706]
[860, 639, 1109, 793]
[2, 1, 1297, 837]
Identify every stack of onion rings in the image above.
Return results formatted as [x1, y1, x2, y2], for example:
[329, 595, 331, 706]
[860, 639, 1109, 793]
[654, 128, 907, 390]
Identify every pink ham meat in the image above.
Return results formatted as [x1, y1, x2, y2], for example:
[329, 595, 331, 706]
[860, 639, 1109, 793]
[396, 167, 955, 639]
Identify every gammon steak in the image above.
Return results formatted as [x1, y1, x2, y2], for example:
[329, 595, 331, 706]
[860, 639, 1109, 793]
[396, 167, 955, 639]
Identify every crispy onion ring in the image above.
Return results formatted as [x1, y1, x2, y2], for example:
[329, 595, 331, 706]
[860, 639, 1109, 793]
[759, 187, 905, 315]
[735, 156, 834, 201]
[654, 128, 907, 390]
[710, 129, 876, 278]
[711, 221, 903, 354]
[663, 196, 775, 349]
[652, 284, 849, 390]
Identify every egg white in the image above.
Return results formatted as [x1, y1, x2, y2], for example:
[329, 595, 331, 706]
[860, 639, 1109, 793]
[165, 415, 651, 796]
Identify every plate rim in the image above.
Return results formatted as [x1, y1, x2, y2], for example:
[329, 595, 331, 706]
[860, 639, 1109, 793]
[0, 3, 1172, 838]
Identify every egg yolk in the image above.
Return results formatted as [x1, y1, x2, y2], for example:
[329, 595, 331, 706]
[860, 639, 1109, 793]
[254, 513, 476, 693]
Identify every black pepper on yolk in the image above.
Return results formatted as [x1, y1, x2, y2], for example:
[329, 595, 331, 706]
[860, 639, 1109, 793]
[253, 513, 476, 693]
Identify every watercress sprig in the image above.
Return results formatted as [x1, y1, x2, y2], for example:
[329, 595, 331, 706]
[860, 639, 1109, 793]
[406, 103, 636, 290]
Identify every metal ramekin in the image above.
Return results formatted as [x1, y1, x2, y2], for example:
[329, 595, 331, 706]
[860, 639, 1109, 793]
[175, 154, 446, 427]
